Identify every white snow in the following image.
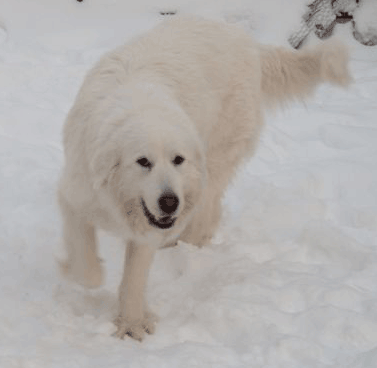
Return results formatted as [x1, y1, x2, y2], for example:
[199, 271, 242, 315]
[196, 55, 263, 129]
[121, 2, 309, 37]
[1, 1, 377, 367]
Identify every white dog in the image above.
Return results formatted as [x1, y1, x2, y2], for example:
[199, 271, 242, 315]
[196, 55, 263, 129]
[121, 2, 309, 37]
[58, 16, 350, 341]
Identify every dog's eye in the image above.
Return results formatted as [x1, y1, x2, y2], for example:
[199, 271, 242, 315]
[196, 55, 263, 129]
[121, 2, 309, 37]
[172, 155, 185, 166]
[136, 157, 153, 169]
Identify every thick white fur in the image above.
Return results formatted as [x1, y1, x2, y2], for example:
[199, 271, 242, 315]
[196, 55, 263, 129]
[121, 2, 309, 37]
[57, 17, 351, 341]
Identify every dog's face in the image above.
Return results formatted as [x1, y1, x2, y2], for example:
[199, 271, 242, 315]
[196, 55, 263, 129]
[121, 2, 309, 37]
[91, 108, 206, 240]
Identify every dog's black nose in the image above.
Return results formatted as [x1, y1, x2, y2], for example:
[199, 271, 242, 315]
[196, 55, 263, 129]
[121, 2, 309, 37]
[158, 192, 179, 215]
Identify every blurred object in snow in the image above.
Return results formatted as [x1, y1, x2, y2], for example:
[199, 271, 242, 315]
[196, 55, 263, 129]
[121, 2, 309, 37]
[289, 0, 376, 48]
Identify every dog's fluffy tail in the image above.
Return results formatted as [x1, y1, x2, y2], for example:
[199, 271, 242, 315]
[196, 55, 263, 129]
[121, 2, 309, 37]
[260, 41, 351, 109]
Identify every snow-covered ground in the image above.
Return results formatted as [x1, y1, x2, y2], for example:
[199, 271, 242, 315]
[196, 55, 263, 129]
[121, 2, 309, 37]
[1, 1, 377, 367]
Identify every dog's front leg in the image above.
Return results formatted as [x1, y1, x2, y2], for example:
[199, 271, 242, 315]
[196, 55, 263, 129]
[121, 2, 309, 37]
[114, 240, 158, 341]
[58, 192, 103, 288]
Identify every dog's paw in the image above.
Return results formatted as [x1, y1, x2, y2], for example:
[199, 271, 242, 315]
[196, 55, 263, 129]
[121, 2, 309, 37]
[58, 257, 104, 289]
[196, 235, 213, 247]
[113, 311, 158, 341]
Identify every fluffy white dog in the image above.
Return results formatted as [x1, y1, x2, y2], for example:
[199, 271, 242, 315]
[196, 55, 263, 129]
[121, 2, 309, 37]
[58, 17, 351, 341]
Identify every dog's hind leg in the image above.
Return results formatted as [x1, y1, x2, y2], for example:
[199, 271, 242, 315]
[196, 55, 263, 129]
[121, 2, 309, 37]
[58, 192, 104, 288]
[178, 183, 222, 247]
[180, 124, 261, 246]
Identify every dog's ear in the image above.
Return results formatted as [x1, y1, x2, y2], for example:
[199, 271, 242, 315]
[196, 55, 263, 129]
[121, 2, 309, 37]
[89, 106, 130, 190]
[90, 141, 120, 189]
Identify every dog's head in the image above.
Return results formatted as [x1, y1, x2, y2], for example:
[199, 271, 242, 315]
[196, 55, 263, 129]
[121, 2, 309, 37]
[90, 105, 206, 238]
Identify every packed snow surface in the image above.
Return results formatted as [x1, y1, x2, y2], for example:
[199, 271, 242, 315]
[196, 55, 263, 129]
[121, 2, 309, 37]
[0, 1, 376, 367]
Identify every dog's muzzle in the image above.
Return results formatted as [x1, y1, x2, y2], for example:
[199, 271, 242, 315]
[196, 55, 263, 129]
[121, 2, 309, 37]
[141, 198, 177, 230]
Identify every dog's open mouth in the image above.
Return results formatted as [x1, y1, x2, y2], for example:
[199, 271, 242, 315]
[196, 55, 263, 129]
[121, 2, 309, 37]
[141, 199, 176, 230]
